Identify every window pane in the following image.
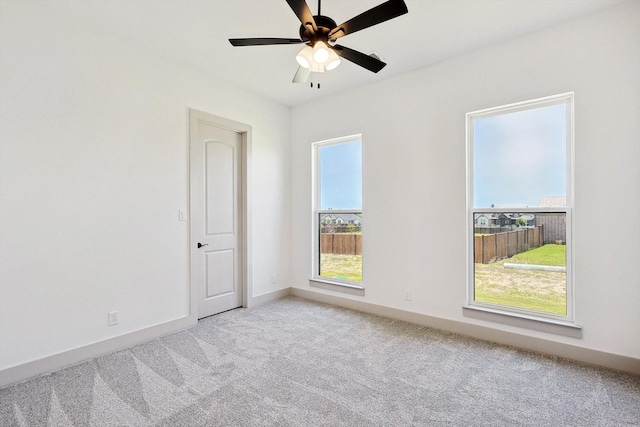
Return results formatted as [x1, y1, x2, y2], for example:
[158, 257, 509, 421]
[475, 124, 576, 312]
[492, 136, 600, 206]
[474, 104, 566, 208]
[473, 212, 566, 315]
[469, 95, 572, 320]
[319, 141, 362, 210]
[319, 213, 362, 282]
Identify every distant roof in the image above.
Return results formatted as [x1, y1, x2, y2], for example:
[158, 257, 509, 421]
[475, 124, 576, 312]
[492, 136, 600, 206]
[474, 213, 535, 220]
[538, 196, 566, 207]
[320, 213, 362, 222]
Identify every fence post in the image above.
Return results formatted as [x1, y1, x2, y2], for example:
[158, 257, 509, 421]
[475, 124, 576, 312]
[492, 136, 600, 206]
[482, 235, 487, 263]
[353, 233, 357, 255]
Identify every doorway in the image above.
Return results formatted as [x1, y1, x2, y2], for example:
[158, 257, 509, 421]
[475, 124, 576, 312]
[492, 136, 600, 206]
[189, 109, 250, 318]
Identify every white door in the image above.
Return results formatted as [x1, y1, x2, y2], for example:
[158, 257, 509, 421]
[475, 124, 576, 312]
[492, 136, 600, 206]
[190, 110, 243, 318]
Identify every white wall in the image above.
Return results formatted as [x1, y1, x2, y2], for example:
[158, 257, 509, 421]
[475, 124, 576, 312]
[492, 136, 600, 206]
[2, 0, 637, 383]
[290, 2, 640, 361]
[0, 1, 290, 372]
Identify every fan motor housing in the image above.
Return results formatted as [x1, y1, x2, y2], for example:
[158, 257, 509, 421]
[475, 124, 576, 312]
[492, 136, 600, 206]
[299, 15, 338, 44]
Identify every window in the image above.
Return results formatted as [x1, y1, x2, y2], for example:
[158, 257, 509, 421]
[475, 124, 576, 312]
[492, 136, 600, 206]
[466, 93, 574, 323]
[312, 136, 363, 288]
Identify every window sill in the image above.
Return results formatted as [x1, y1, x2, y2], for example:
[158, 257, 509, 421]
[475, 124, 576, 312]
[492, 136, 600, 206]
[463, 304, 582, 337]
[309, 279, 365, 296]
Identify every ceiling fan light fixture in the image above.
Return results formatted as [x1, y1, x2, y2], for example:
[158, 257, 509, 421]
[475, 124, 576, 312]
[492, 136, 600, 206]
[296, 46, 314, 69]
[309, 62, 325, 73]
[312, 41, 330, 64]
[229, 0, 408, 82]
[325, 49, 341, 71]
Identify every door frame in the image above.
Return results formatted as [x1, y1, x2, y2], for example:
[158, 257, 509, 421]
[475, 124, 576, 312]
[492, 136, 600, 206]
[189, 109, 252, 319]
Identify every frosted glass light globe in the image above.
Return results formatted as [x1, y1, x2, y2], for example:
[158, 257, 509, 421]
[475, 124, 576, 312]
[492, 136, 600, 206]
[296, 46, 313, 69]
[313, 41, 330, 64]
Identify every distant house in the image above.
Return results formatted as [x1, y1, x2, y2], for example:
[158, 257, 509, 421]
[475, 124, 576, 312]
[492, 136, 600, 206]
[320, 213, 362, 226]
[495, 213, 514, 227]
[475, 214, 491, 227]
[518, 214, 535, 226]
[474, 213, 535, 227]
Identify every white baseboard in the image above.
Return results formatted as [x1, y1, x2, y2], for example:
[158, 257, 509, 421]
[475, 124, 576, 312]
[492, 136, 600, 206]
[0, 287, 291, 388]
[290, 287, 640, 376]
[3, 286, 636, 388]
[249, 287, 291, 307]
[0, 315, 197, 388]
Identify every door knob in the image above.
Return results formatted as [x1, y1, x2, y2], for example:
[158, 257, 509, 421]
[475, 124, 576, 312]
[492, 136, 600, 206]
[197, 243, 208, 248]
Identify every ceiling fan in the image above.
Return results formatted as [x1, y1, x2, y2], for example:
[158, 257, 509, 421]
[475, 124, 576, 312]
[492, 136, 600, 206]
[229, 0, 408, 85]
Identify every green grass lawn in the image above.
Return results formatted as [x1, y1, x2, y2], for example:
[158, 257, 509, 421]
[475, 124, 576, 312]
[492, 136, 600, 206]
[511, 244, 566, 266]
[320, 253, 362, 282]
[320, 246, 566, 315]
[475, 284, 566, 315]
[475, 244, 567, 315]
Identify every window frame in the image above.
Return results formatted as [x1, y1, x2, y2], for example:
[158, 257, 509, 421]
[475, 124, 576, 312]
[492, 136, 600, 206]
[465, 93, 575, 325]
[311, 135, 364, 292]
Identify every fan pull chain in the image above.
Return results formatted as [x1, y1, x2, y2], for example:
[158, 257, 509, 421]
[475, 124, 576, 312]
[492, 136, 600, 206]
[310, 71, 323, 89]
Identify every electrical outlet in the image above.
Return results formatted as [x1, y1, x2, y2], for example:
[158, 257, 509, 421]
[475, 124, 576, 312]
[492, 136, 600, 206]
[271, 274, 277, 284]
[108, 311, 119, 326]
[404, 290, 411, 301]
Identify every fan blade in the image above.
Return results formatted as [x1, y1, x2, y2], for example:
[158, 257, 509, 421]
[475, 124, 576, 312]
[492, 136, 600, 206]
[292, 67, 311, 83]
[332, 45, 386, 73]
[229, 38, 304, 47]
[285, 0, 317, 32]
[329, 0, 408, 39]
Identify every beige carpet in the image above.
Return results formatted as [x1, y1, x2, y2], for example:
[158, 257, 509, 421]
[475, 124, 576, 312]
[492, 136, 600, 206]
[1, 296, 639, 426]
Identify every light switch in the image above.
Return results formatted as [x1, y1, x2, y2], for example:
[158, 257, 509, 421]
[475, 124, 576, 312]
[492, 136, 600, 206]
[179, 209, 187, 221]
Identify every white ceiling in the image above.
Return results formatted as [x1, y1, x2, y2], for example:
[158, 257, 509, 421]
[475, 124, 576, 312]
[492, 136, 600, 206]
[45, 0, 627, 107]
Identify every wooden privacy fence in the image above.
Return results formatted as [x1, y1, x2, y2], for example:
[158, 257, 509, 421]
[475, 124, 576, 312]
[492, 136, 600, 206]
[474, 226, 544, 264]
[321, 233, 362, 255]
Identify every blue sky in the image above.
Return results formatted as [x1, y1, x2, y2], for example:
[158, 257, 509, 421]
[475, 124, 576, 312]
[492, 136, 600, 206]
[474, 103, 567, 208]
[320, 140, 362, 210]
